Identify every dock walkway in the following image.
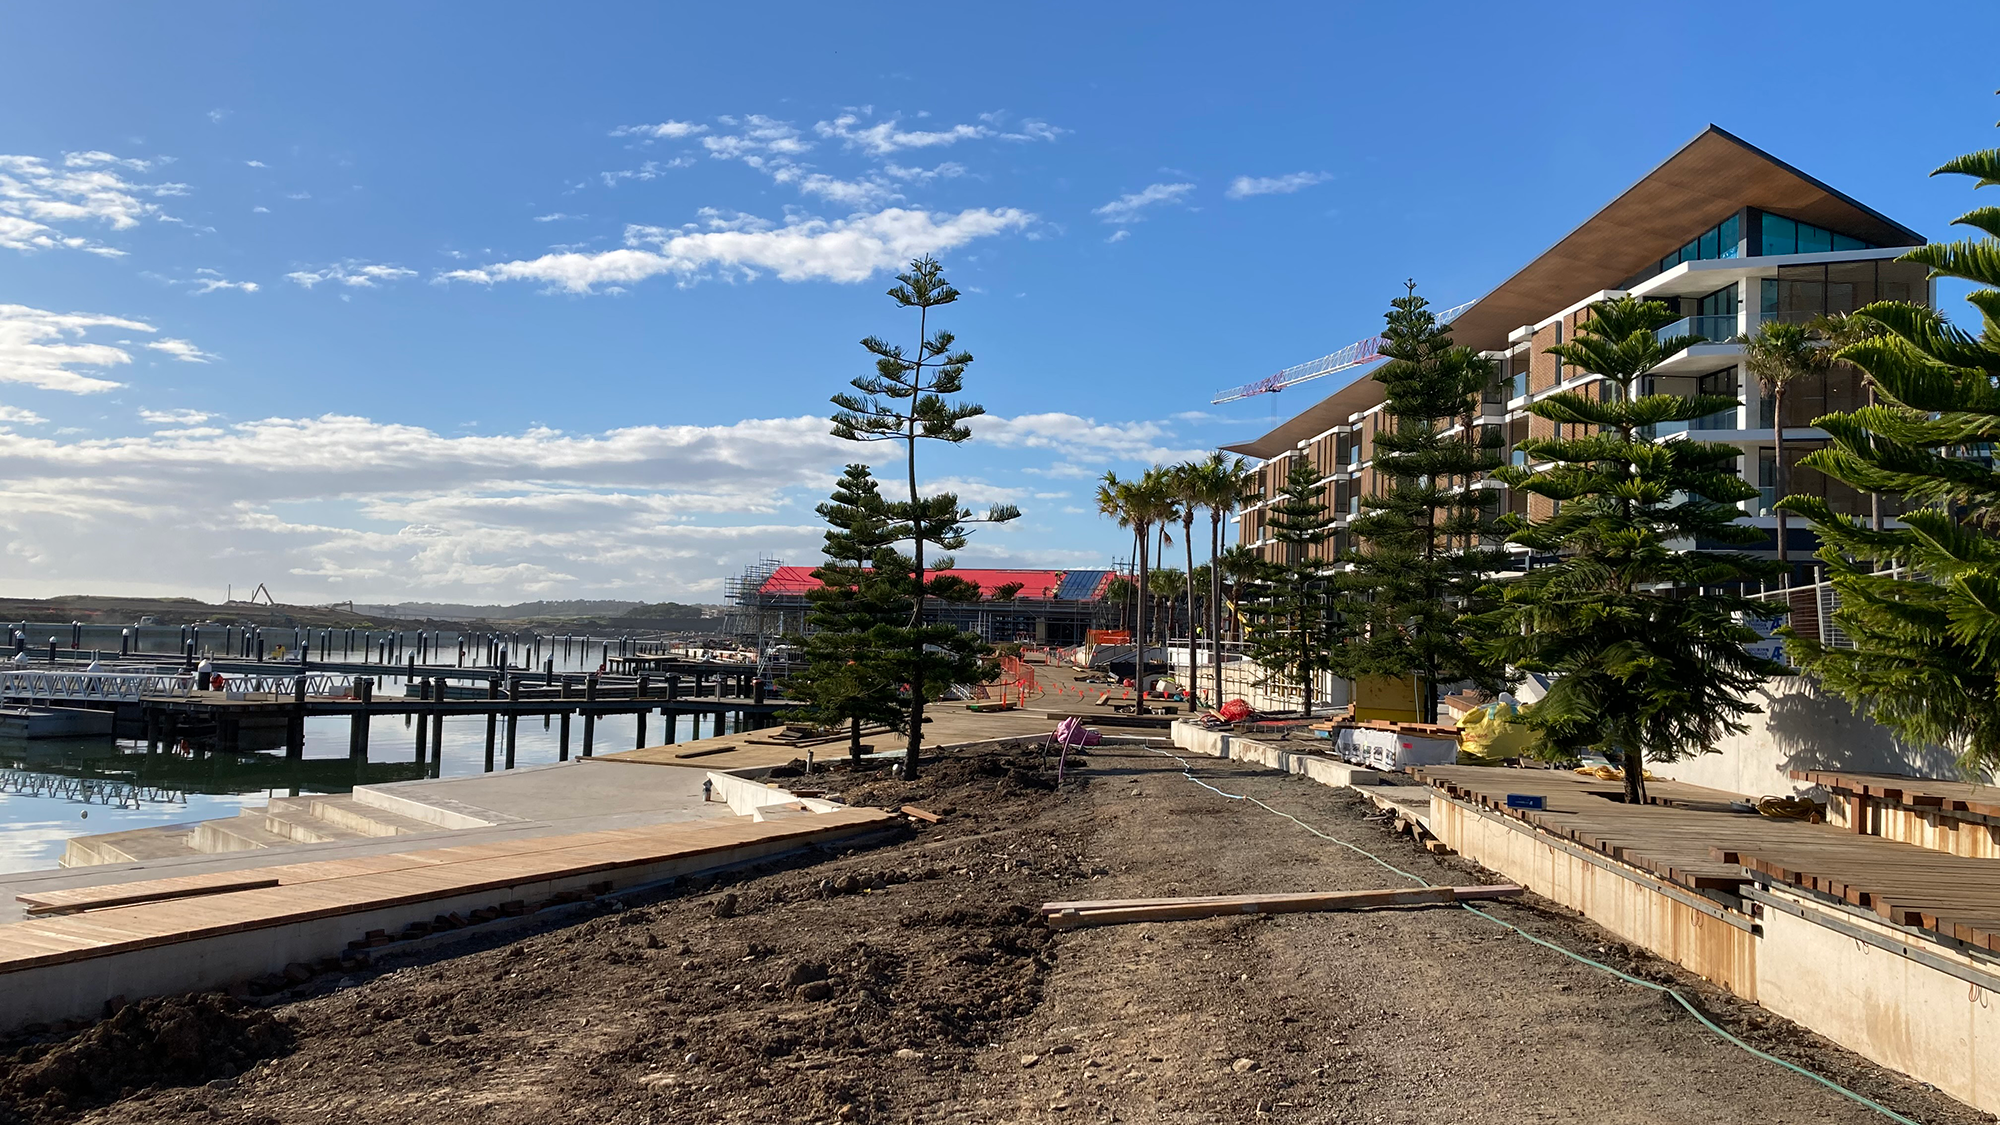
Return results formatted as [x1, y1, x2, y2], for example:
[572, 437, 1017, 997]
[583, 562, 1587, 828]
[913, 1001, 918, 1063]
[2, 802, 892, 1027]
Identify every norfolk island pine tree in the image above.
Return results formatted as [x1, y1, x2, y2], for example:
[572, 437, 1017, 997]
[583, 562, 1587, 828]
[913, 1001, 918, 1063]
[786, 464, 909, 761]
[1242, 456, 1346, 717]
[830, 256, 1020, 776]
[1345, 284, 1509, 723]
[1465, 296, 1785, 804]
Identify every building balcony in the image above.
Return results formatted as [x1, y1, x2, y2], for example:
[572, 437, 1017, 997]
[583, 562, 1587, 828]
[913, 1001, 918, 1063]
[1657, 314, 1739, 346]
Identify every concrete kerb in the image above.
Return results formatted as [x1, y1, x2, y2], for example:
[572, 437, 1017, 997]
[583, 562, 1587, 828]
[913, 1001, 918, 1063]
[1170, 721, 1397, 789]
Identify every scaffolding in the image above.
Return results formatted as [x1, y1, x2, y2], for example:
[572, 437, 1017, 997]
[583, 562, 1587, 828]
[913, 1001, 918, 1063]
[723, 556, 788, 670]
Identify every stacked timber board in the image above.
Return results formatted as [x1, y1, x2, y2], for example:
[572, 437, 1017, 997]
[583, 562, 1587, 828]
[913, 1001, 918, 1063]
[0, 807, 892, 975]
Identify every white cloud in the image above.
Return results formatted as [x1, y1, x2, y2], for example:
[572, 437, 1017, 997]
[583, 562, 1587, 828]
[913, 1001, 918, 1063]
[973, 412, 1209, 466]
[611, 121, 709, 140]
[882, 161, 966, 183]
[1105, 229, 1129, 244]
[161, 268, 258, 295]
[816, 113, 986, 156]
[286, 260, 418, 289]
[252, 205, 269, 213]
[64, 151, 154, 171]
[987, 116, 1064, 143]
[146, 338, 218, 363]
[1092, 183, 1194, 224]
[0, 413, 858, 601]
[140, 408, 212, 425]
[816, 111, 1065, 155]
[440, 206, 1033, 293]
[245, 160, 267, 168]
[767, 167, 899, 209]
[702, 115, 811, 160]
[598, 158, 692, 187]
[0, 405, 46, 426]
[533, 212, 576, 222]
[0, 304, 161, 393]
[0, 151, 187, 255]
[1225, 171, 1331, 199]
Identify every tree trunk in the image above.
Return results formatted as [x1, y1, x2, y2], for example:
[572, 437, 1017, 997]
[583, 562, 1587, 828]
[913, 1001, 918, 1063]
[1133, 526, 1148, 716]
[1623, 744, 1646, 805]
[1210, 512, 1225, 710]
[903, 308, 930, 778]
[1183, 515, 1197, 702]
[849, 714, 863, 762]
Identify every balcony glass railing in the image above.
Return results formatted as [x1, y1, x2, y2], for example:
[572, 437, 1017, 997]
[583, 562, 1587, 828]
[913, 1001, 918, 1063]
[1655, 315, 1738, 349]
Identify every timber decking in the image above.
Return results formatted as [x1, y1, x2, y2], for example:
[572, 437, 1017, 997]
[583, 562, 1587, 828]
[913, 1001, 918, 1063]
[1414, 766, 1788, 890]
[0, 807, 892, 974]
[1417, 765, 2000, 953]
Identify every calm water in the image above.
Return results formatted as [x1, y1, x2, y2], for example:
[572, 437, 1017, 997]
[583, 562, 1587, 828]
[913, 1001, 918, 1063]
[0, 638, 751, 873]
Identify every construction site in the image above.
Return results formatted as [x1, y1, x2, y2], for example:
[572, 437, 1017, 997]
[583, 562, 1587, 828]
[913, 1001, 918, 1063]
[0, 650, 1987, 1125]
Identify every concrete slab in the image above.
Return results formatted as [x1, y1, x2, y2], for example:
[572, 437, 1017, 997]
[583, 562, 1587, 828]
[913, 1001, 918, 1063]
[357, 759, 731, 826]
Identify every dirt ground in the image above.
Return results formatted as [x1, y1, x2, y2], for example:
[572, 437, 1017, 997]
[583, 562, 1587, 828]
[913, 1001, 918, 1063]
[3, 741, 1987, 1125]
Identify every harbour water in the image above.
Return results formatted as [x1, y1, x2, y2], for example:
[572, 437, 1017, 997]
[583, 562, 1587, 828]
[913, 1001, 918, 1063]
[0, 629, 747, 873]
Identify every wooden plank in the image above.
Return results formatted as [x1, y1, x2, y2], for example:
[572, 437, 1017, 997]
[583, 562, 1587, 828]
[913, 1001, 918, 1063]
[19, 876, 281, 915]
[899, 805, 942, 824]
[1042, 885, 1522, 929]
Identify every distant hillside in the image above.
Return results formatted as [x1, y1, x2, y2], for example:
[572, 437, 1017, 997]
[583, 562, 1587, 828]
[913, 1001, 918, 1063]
[354, 600, 645, 621]
[353, 600, 726, 629]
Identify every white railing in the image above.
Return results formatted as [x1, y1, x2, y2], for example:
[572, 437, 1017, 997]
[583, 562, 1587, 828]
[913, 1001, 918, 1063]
[0, 670, 351, 704]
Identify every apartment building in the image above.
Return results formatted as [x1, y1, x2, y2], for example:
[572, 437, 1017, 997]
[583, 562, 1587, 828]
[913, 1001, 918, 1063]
[1225, 126, 1930, 570]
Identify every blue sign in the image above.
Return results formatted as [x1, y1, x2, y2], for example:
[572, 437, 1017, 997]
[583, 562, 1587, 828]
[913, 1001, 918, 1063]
[1505, 793, 1546, 810]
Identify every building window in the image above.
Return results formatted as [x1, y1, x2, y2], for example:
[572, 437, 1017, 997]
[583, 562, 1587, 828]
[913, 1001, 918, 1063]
[1659, 212, 1742, 272]
[1761, 259, 1931, 325]
[1760, 212, 1873, 257]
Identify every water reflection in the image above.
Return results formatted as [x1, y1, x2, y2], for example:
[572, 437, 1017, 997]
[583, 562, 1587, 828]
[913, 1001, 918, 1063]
[0, 704, 717, 873]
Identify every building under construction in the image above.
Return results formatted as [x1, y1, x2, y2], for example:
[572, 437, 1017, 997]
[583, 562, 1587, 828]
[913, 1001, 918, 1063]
[726, 560, 1116, 649]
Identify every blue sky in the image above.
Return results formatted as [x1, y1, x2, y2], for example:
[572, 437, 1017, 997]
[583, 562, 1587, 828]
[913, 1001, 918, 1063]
[1, 1, 1994, 604]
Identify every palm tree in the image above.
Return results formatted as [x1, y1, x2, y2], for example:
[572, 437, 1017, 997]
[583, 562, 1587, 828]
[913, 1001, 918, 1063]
[1099, 470, 1177, 713]
[1738, 319, 1830, 572]
[1149, 567, 1186, 662]
[1195, 454, 1255, 708]
[1095, 476, 1139, 635]
[1170, 463, 1204, 697]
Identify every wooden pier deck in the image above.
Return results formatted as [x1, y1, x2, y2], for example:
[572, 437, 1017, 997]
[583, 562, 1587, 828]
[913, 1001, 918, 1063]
[1, 804, 895, 1026]
[1415, 765, 2000, 953]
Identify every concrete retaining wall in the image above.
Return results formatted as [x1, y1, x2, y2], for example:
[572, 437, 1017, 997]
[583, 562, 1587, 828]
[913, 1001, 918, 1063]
[1752, 886, 2000, 1114]
[1169, 722, 1393, 788]
[1650, 675, 1979, 799]
[1427, 796, 1759, 996]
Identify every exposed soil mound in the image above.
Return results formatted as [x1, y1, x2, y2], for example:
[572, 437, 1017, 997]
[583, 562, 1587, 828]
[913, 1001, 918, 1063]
[835, 742, 1076, 811]
[0, 994, 294, 1124]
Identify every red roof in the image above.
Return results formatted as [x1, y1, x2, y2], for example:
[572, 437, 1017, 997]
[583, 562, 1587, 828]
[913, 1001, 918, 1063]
[760, 566, 1071, 599]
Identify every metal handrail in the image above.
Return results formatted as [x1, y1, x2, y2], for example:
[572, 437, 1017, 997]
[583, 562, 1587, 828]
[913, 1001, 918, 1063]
[0, 670, 351, 704]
